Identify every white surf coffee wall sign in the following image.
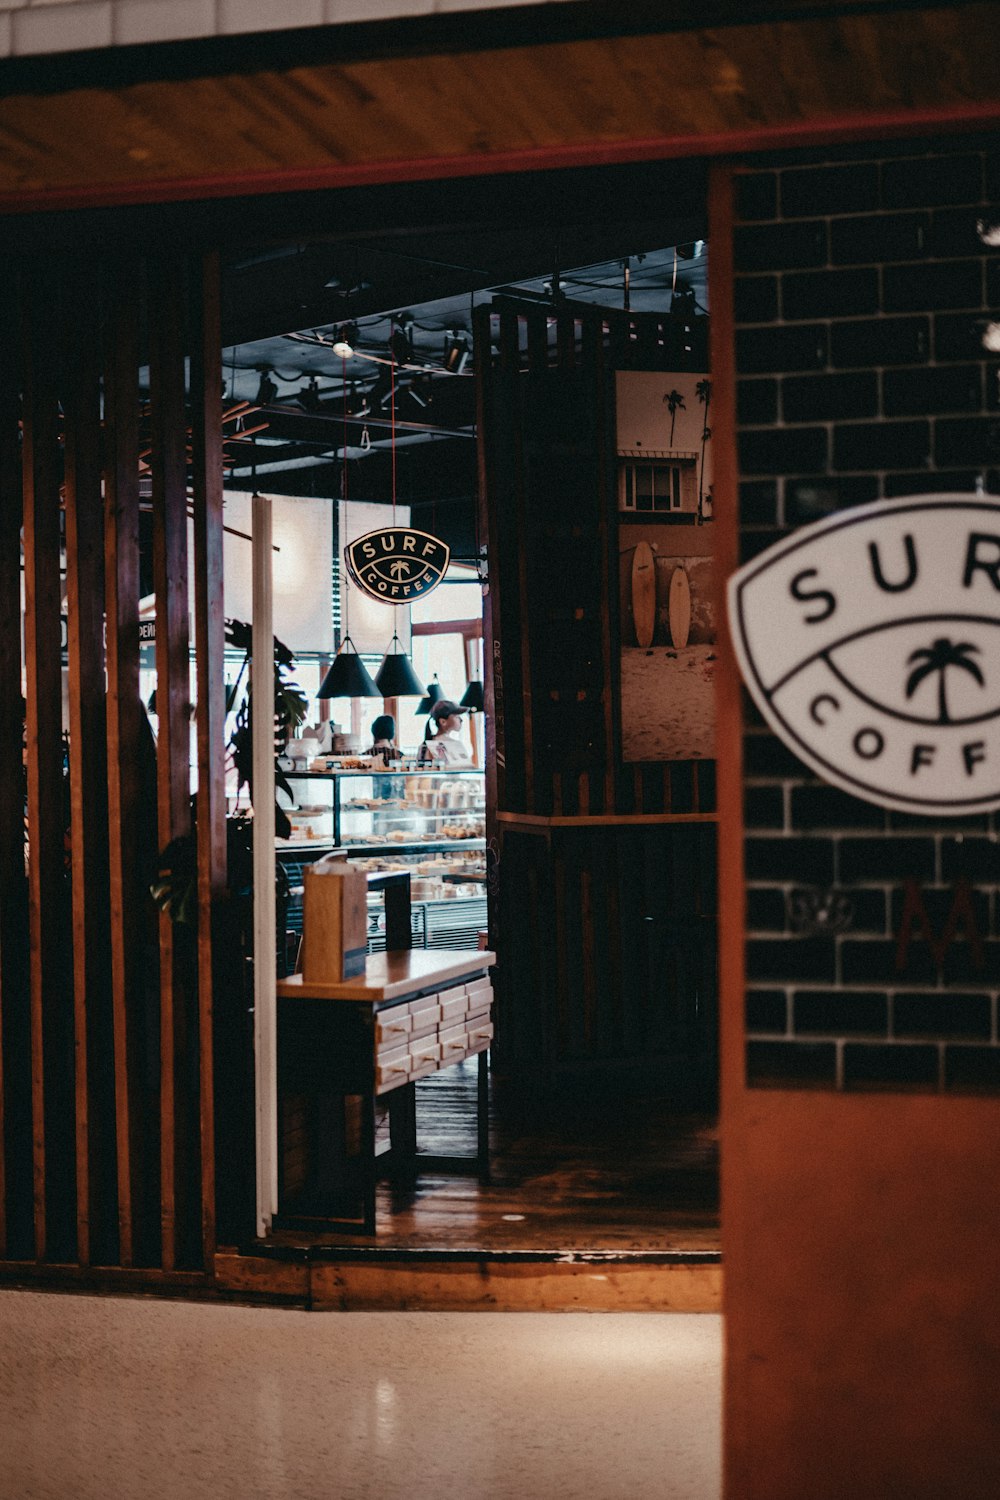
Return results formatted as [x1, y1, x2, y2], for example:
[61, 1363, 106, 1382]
[727, 494, 1000, 816]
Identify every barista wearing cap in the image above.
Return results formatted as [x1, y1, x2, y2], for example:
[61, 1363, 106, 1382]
[419, 698, 473, 766]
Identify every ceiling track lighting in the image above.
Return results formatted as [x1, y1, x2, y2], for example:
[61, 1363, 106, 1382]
[297, 375, 325, 412]
[443, 330, 470, 374]
[389, 325, 413, 365]
[254, 369, 278, 406]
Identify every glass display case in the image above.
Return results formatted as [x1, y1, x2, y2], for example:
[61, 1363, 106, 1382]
[277, 767, 487, 955]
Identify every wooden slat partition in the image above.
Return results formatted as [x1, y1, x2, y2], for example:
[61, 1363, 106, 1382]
[479, 295, 718, 1092]
[0, 278, 26, 1260]
[0, 249, 228, 1283]
[63, 266, 115, 1267]
[481, 297, 715, 820]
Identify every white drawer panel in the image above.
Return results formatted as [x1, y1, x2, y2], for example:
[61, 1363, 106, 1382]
[410, 1036, 442, 1068]
[409, 1010, 439, 1042]
[407, 996, 442, 1030]
[375, 1045, 411, 1095]
[407, 1057, 440, 1082]
[375, 1009, 413, 1046]
[438, 992, 471, 1027]
[438, 1022, 470, 1061]
[436, 983, 467, 1009]
[464, 980, 493, 1008]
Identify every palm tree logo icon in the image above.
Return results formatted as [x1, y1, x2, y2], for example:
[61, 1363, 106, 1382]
[389, 560, 411, 580]
[905, 638, 985, 724]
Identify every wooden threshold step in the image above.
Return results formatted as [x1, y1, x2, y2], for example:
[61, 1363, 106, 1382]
[214, 1246, 722, 1313]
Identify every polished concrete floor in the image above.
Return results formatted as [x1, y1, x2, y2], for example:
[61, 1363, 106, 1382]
[1, 1290, 722, 1499]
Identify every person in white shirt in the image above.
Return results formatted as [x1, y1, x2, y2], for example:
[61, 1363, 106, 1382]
[418, 699, 473, 766]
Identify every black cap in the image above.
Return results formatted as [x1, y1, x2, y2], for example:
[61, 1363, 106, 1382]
[430, 698, 466, 720]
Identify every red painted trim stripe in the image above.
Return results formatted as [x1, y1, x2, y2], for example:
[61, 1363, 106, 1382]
[1, 97, 999, 216]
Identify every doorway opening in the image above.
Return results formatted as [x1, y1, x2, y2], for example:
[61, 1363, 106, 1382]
[217, 158, 720, 1257]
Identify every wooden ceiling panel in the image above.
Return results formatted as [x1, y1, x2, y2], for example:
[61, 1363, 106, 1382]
[0, 6, 998, 211]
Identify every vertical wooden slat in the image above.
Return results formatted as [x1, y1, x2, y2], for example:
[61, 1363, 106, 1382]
[525, 308, 547, 373]
[189, 250, 224, 1270]
[103, 259, 152, 1267]
[149, 256, 193, 1272]
[590, 320, 617, 816]
[63, 266, 113, 1266]
[252, 492, 278, 1235]
[21, 267, 70, 1261]
[0, 277, 25, 1259]
[553, 847, 569, 1052]
[500, 306, 534, 812]
[556, 307, 576, 370]
[580, 865, 596, 1049]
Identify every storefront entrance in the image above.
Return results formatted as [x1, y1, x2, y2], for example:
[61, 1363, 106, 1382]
[0, 156, 723, 1294]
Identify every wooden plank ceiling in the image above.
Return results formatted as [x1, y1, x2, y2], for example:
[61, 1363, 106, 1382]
[0, 3, 998, 210]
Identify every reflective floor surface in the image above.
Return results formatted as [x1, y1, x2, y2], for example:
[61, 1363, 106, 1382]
[1, 1289, 722, 1500]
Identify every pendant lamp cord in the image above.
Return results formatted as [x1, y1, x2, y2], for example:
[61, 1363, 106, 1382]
[342, 351, 348, 506]
[341, 351, 349, 645]
[390, 325, 397, 527]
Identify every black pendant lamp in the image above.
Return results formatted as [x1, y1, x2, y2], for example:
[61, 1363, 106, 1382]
[375, 632, 426, 698]
[459, 678, 485, 712]
[416, 677, 443, 715]
[318, 637, 380, 700]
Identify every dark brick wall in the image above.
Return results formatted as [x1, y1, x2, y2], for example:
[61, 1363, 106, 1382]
[735, 137, 1000, 1095]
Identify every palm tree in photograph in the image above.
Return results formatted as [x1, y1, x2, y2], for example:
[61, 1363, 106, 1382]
[905, 638, 984, 723]
[696, 378, 712, 523]
[663, 387, 685, 446]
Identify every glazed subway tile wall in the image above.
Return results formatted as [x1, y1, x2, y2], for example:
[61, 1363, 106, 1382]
[735, 137, 1000, 1096]
[0, 0, 573, 60]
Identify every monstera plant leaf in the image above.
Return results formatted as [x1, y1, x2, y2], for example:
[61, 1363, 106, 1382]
[153, 621, 307, 922]
[150, 834, 198, 927]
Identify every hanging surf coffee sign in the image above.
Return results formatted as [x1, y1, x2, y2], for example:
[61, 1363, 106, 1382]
[728, 494, 1000, 815]
[344, 527, 450, 604]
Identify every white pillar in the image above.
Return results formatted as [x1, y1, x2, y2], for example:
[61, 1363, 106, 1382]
[252, 492, 278, 1235]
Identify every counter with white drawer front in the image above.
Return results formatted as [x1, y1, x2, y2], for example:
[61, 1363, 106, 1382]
[275, 948, 496, 1233]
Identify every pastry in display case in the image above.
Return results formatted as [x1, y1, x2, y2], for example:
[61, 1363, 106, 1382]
[280, 767, 485, 852]
[277, 767, 487, 954]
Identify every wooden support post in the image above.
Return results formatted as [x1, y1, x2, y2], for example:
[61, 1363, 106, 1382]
[252, 491, 278, 1236]
[189, 250, 224, 1271]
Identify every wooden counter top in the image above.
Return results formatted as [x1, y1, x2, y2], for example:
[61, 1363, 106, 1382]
[276, 948, 495, 1003]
